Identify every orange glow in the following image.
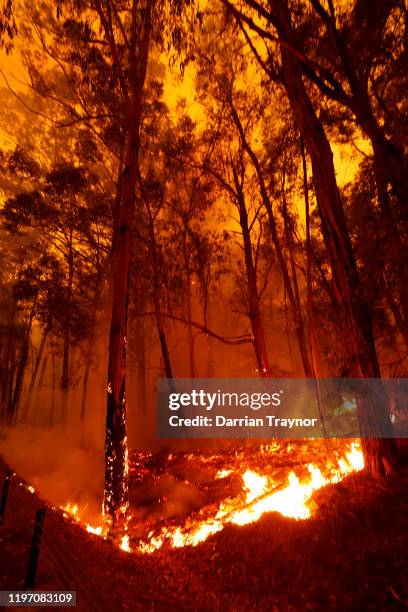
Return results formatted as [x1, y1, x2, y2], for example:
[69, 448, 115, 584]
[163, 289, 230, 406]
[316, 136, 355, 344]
[59, 443, 363, 556]
[138, 442, 364, 554]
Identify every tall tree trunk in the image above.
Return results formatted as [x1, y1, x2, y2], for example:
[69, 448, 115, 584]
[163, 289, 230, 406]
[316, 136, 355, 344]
[61, 229, 74, 421]
[272, 0, 398, 475]
[301, 138, 320, 381]
[382, 271, 408, 352]
[144, 193, 174, 380]
[102, 0, 152, 524]
[232, 162, 270, 376]
[301, 137, 327, 432]
[37, 354, 47, 389]
[183, 232, 196, 378]
[280, 171, 313, 376]
[10, 301, 36, 423]
[1, 297, 17, 420]
[228, 101, 313, 376]
[134, 316, 147, 409]
[29, 330, 48, 393]
[80, 266, 102, 423]
[23, 330, 47, 421]
[202, 283, 214, 377]
[50, 336, 56, 427]
[308, 0, 408, 326]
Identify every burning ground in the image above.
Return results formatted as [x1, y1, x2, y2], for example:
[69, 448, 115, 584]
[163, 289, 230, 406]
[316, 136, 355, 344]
[1, 441, 408, 609]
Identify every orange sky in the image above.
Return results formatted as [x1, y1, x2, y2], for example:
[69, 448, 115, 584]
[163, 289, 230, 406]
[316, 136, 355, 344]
[0, 16, 369, 190]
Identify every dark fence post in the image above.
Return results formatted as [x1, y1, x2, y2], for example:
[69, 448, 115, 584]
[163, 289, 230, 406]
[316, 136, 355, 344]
[24, 508, 47, 590]
[0, 469, 12, 525]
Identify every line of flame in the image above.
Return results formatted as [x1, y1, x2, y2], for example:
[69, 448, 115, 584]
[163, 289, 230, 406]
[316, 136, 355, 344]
[60, 443, 364, 555]
[138, 442, 364, 554]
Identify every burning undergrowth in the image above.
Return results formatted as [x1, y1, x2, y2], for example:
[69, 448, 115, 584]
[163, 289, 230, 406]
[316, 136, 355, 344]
[60, 440, 364, 555]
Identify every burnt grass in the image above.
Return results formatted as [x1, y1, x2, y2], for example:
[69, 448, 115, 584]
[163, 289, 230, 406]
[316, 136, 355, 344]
[1, 449, 408, 611]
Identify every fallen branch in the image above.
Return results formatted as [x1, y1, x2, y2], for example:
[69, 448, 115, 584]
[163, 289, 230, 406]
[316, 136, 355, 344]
[137, 311, 254, 346]
[221, 480, 287, 521]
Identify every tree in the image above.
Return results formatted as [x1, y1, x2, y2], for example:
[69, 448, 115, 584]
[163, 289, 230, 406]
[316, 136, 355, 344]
[221, 0, 399, 475]
[0, 0, 16, 53]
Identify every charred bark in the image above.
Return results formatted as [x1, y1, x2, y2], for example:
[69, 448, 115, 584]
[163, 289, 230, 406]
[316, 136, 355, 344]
[102, 0, 153, 523]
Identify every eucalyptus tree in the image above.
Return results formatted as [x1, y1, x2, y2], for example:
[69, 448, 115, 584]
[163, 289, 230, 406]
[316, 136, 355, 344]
[219, 0, 400, 476]
[2, 156, 110, 417]
[193, 18, 317, 377]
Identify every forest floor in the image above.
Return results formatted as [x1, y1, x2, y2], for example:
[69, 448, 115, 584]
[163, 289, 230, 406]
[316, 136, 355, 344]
[1, 449, 408, 612]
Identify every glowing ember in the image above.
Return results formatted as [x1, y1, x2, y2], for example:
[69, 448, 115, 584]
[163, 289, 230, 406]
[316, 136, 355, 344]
[64, 502, 79, 517]
[63, 502, 107, 538]
[27, 485, 35, 494]
[216, 469, 233, 479]
[120, 534, 131, 553]
[138, 442, 364, 554]
[86, 524, 104, 536]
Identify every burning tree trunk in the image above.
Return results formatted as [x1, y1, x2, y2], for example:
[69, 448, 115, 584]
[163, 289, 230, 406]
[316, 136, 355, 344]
[98, 0, 153, 524]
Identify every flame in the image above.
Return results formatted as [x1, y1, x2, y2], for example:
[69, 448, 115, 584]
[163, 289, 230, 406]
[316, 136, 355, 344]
[216, 469, 232, 479]
[119, 534, 131, 553]
[63, 502, 107, 538]
[58, 442, 364, 556]
[64, 502, 79, 517]
[138, 442, 364, 554]
[86, 524, 103, 536]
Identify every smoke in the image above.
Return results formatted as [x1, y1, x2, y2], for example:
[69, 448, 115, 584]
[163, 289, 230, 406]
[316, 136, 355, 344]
[130, 472, 208, 522]
[0, 424, 104, 522]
